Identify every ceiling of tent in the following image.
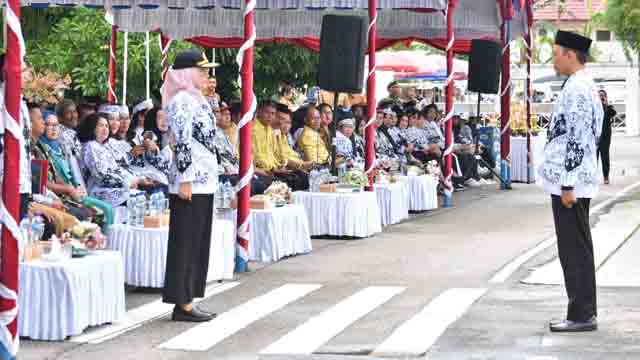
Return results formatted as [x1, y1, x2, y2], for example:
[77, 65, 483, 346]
[109, 0, 527, 43]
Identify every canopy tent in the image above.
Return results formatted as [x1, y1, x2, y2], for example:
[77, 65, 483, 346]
[109, 0, 529, 54]
[2, 2, 536, 358]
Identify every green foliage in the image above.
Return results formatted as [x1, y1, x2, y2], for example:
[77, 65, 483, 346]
[22, 8, 319, 105]
[604, 0, 640, 58]
[27, 8, 193, 104]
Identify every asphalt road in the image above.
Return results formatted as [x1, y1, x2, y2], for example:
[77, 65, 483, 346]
[21, 135, 640, 360]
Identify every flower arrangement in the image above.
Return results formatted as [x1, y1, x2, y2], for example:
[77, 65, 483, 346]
[22, 67, 72, 105]
[264, 181, 291, 205]
[67, 222, 106, 250]
[341, 169, 368, 188]
[425, 160, 441, 178]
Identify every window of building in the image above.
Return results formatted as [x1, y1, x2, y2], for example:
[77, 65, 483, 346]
[596, 30, 611, 42]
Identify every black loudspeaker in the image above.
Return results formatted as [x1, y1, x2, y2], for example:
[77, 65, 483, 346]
[318, 15, 367, 93]
[468, 39, 502, 94]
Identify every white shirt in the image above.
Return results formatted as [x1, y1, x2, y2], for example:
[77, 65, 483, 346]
[539, 69, 604, 199]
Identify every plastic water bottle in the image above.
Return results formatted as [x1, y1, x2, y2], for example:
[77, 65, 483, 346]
[149, 192, 160, 216]
[227, 181, 235, 208]
[135, 193, 146, 226]
[127, 197, 137, 226]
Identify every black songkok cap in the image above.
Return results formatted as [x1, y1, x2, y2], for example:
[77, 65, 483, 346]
[555, 31, 592, 53]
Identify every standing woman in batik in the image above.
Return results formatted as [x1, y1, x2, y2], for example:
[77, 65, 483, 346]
[161, 49, 219, 322]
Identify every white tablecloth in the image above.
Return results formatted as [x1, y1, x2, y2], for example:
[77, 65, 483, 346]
[292, 191, 382, 238]
[107, 220, 235, 288]
[510, 134, 546, 183]
[19, 251, 126, 341]
[217, 204, 312, 263]
[374, 182, 410, 226]
[396, 175, 439, 211]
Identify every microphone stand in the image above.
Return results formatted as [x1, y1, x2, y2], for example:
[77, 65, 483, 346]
[473, 92, 510, 189]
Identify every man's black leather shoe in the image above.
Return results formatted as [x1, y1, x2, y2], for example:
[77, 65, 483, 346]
[549, 317, 597, 332]
[171, 306, 214, 322]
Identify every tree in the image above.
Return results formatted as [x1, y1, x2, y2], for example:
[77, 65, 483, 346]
[23, 8, 319, 104]
[26, 8, 192, 104]
[603, 0, 640, 71]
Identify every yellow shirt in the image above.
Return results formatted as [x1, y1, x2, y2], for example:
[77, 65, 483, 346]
[274, 131, 303, 169]
[297, 126, 330, 164]
[252, 119, 281, 171]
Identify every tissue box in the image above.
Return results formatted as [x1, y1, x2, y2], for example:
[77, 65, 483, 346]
[144, 215, 168, 228]
[319, 183, 337, 193]
[250, 195, 273, 209]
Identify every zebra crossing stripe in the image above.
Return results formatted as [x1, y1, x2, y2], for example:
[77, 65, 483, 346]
[261, 286, 406, 355]
[70, 282, 241, 344]
[373, 288, 487, 356]
[159, 283, 322, 351]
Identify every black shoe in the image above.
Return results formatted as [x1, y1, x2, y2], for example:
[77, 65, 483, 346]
[195, 304, 217, 318]
[549, 317, 597, 332]
[171, 306, 214, 322]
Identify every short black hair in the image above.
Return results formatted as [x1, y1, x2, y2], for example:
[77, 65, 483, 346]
[56, 99, 76, 119]
[258, 100, 277, 110]
[275, 102, 291, 115]
[230, 102, 242, 117]
[77, 112, 108, 143]
[318, 103, 332, 114]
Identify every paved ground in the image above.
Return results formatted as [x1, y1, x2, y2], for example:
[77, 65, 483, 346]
[20, 135, 640, 360]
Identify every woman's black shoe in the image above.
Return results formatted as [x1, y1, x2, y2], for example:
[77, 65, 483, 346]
[195, 304, 217, 318]
[171, 306, 214, 322]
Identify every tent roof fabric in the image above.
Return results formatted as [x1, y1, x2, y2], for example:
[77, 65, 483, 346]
[20, 0, 446, 9]
[110, 0, 527, 46]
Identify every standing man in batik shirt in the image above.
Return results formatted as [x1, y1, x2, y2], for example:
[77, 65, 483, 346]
[541, 31, 603, 333]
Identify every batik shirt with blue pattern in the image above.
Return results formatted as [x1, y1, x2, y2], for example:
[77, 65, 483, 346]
[539, 69, 603, 198]
[165, 91, 219, 195]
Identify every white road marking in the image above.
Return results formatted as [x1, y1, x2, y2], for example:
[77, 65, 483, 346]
[489, 180, 640, 283]
[374, 288, 487, 356]
[70, 281, 240, 344]
[523, 201, 640, 285]
[261, 286, 406, 355]
[159, 283, 322, 351]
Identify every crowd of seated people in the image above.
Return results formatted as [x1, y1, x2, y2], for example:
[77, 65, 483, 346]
[1, 72, 499, 242]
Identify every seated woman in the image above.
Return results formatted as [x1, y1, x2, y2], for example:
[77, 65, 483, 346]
[102, 106, 170, 190]
[335, 118, 364, 169]
[33, 111, 115, 232]
[128, 100, 154, 146]
[214, 103, 269, 195]
[79, 113, 155, 207]
[297, 106, 330, 167]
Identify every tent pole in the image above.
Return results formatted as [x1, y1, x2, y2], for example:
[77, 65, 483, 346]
[145, 31, 150, 100]
[442, 1, 456, 207]
[525, 1, 533, 184]
[364, 0, 377, 190]
[1, 0, 23, 355]
[499, 0, 513, 189]
[123, 31, 128, 105]
[108, 25, 118, 104]
[235, 0, 257, 273]
[160, 33, 172, 81]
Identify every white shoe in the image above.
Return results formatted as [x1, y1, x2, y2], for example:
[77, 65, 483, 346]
[465, 178, 481, 187]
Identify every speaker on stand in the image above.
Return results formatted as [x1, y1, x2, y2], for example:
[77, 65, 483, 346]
[467, 39, 510, 189]
[318, 14, 367, 175]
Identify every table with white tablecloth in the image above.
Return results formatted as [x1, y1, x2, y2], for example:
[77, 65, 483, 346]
[107, 219, 235, 288]
[217, 204, 312, 263]
[292, 191, 382, 238]
[374, 181, 410, 226]
[510, 134, 546, 183]
[396, 175, 439, 211]
[19, 251, 126, 341]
